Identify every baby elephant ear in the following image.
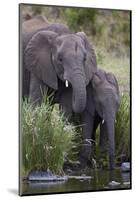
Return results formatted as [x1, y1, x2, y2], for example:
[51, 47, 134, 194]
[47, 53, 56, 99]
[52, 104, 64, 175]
[24, 30, 58, 90]
[76, 32, 97, 85]
[106, 72, 117, 86]
[91, 73, 102, 88]
[106, 72, 120, 96]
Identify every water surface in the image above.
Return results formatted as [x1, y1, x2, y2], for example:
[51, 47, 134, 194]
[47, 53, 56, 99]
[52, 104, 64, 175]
[21, 168, 131, 195]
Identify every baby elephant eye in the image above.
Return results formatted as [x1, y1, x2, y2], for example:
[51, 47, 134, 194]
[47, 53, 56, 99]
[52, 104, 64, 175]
[58, 54, 63, 63]
[83, 53, 87, 62]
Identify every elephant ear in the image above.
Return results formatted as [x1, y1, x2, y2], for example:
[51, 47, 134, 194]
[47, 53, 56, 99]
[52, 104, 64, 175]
[106, 72, 117, 86]
[91, 73, 102, 88]
[106, 72, 120, 95]
[106, 72, 120, 109]
[76, 32, 97, 85]
[24, 30, 58, 90]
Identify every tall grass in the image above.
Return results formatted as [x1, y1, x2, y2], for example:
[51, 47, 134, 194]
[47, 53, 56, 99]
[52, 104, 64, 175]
[115, 94, 130, 163]
[21, 99, 77, 176]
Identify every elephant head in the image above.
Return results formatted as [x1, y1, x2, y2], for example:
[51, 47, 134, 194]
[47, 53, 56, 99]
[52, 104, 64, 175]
[91, 69, 120, 169]
[24, 30, 97, 113]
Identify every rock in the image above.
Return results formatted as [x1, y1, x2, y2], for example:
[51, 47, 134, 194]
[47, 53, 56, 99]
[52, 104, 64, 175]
[123, 181, 130, 185]
[121, 162, 130, 172]
[28, 180, 66, 188]
[108, 181, 120, 187]
[28, 170, 68, 182]
[104, 186, 109, 189]
[67, 175, 92, 180]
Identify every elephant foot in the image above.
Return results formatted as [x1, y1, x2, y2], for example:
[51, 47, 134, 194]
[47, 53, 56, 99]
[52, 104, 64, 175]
[63, 159, 92, 174]
[63, 142, 93, 173]
[63, 161, 82, 174]
[79, 143, 93, 169]
[63, 162, 90, 174]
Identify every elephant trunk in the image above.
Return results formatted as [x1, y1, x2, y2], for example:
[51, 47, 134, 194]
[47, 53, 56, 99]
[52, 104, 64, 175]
[105, 112, 116, 170]
[71, 74, 87, 113]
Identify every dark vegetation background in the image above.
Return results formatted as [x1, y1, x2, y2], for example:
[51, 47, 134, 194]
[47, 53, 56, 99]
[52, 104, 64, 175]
[21, 5, 130, 175]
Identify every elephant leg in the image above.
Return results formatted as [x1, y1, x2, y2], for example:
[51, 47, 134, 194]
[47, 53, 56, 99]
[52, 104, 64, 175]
[59, 104, 73, 123]
[79, 111, 94, 168]
[29, 73, 48, 106]
[22, 66, 30, 99]
[107, 121, 115, 170]
[92, 117, 115, 170]
[58, 87, 73, 122]
[99, 119, 115, 170]
[99, 122, 108, 151]
[92, 115, 101, 142]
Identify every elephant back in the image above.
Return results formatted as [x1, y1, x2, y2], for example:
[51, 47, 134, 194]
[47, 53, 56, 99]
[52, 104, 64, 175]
[22, 15, 49, 33]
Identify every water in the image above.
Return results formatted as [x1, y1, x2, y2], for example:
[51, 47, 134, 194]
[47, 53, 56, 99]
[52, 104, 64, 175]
[21, 168, 131, 195]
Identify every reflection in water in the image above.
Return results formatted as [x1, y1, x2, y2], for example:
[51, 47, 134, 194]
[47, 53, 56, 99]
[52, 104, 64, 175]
[21, 168, 131, 195]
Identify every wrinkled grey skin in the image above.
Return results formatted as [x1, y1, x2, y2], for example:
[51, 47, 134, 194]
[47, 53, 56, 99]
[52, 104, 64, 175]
[23, 16, 97, 113]
[22, 15, 49, 33]
[81, 69, 120, 170]
[60, 69, 120, 170]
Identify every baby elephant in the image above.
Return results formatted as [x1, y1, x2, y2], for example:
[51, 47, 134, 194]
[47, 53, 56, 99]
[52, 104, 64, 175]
[92, 69, 120, 169]
[80, 69, 120, 170]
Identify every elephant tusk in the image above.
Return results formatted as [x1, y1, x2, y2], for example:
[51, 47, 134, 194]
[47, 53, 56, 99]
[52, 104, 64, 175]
[65, 80, 69, 88]
[102, 119, 104, 124]
[52, 55, 54, 60]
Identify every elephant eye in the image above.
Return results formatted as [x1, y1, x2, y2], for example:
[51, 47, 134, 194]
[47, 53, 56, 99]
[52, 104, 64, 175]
[58, 54, 63, 63]
[83, 53, 87, 62]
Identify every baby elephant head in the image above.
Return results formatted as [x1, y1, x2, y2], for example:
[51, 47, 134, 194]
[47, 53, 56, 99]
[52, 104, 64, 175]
[92, 69, 120, 120]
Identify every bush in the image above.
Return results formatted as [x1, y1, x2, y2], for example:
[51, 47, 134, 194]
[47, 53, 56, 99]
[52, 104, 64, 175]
[115, 94, 130, 163]
[21, 99, 78, 176]
[65, 8, 97, 33]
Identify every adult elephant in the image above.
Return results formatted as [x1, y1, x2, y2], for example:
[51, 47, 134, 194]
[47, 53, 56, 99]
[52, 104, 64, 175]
[23, 29, 97, 113]
[22, 15, 72, 98]
[80, 69, 120, 170]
